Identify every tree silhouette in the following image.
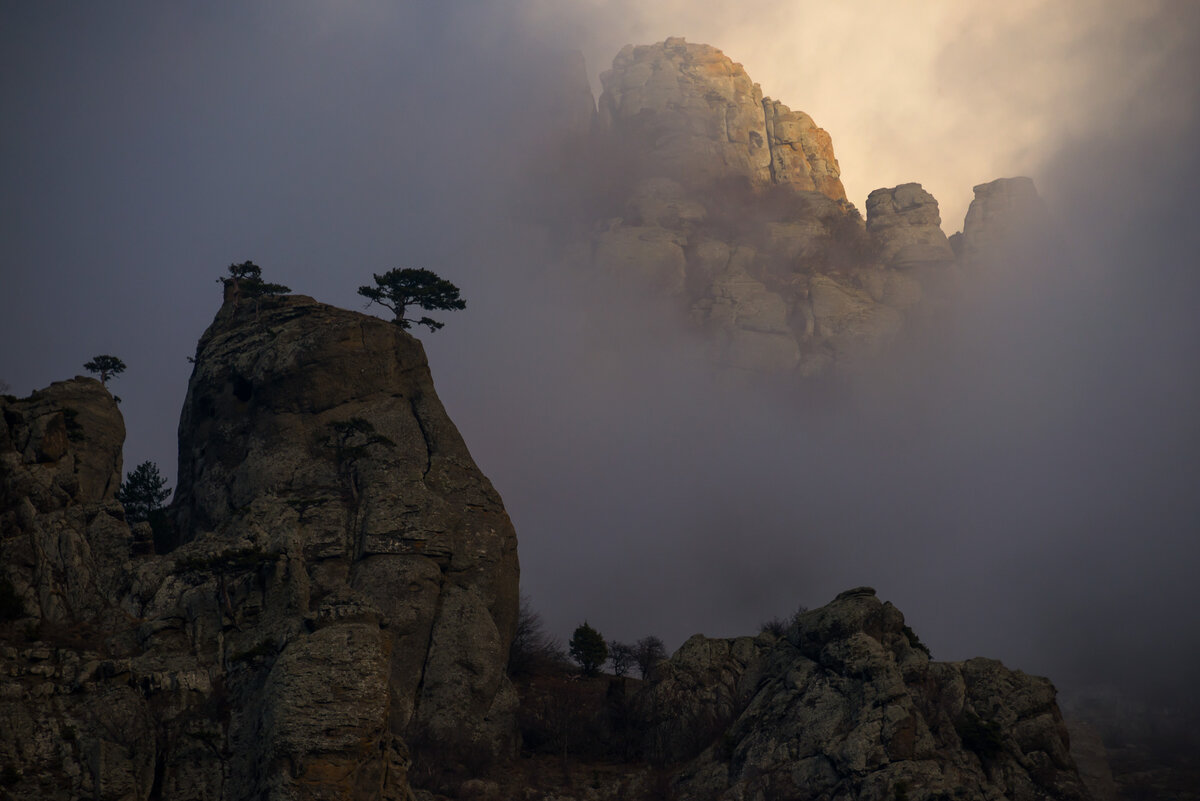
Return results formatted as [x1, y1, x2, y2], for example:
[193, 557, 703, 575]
[84, 355, 126, 385]
[508, 596, 567, 677]
[608, 641, 636, 677]
[569, 621, 608, 676]
[358, 268, 465, 331]
[223, 261, 291, 298]
[635, 635, 667, 680]
[118, 461, 171, 523]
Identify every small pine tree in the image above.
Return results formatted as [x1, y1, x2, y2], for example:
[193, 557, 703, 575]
[357, 268, 465, 332]
[84, 355, 126, 385]
[569, 621, 608, 676]
[223, 261, 291, 298]
[118, 461, 172, 523]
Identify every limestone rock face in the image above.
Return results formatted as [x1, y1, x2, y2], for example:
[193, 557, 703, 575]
[598, 38, 845, 200]
[0, 295, 520, 800]
[0, 379, 129, 629]
[867, 183, 955, 268]
[961, 176, 1045, 261]
[660, 588, 1091, 801]
[637, 633, 773, 763]
[550, 40, 1053, 380]
[562, 40, 952, 378]
[172, 293, 521, 755]
[763, 99, 846, 200]
[599, 37, 774, 188]
[593, 223, 688, 295]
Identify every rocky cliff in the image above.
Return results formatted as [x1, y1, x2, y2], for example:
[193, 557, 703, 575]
[598, 38, 845, 199]
[463, 588, 1098, 801]
[549, 39, 1045, 377]
[651, 588, 1089, 801]
[0, 293, 519, 800]
[0, 36, 1091, 801]
[0, 298, 1102, 801]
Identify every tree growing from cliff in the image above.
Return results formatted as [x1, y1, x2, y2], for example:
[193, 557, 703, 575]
[223, 261, 291, 298]
[569, 621, 608, 676]
[357, 268, 465, 331]
[84, 355, 126, 386]
[118, 461, 172, 523]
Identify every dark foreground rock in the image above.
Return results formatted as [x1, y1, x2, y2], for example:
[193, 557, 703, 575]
[0, 293, 519, 800]
[645, 588, 1091, 801]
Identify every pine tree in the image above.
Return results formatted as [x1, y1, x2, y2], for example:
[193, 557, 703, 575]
[84, 355, 126, 385]
[569, 621, 608, 676]
[223, 261, 291, 298]
[358, 268, 465, 332]
[118, 461, 172, 523]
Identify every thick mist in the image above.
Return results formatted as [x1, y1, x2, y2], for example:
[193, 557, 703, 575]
[2, 1, 1197, 706]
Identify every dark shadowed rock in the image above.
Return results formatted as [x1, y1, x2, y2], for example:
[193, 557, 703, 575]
[0, 294, 519, 800]
[646, 588, 1092, 801]
[0, 379, 130, 629]
[170, 293, 521, 777]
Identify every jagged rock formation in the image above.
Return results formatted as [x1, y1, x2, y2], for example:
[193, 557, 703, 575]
[554, 39, 956, 376]
[642, 588, 1090, 801]
[0, 294, 520, 800]
[549, 39, 1047, 378]
[0, 379, 129, 631]
[0, 318, 1100, 801]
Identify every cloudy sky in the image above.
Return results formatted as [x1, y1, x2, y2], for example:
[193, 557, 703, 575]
[3, 1, 1198, 702]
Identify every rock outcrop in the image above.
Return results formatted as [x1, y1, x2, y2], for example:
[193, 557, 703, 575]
[550, 39, 1025, 378]
[543, 40, 1054, 379]
[649, 588, 1091, 801]
[0, 379, 129, 630]
[866, 183, 955, 269]
[762, 99, 845, 200]
[0, 304, 1100, 801]
[960, 176, 1046, 263]
[0, 293, 520, 800]
[597, 38, 845, 200]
